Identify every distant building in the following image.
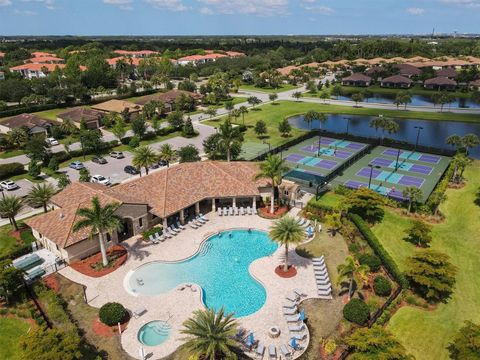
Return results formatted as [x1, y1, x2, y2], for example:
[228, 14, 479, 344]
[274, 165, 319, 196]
[10, 63, 86, 79]
[113, 50, 160, 58]
[424, 76, 457, 91]
[26, 56, 64, 64]
[0, 113, 53, 135]
[134, 89, 202, 112]
[91, 99, 143, 119]
[341, 73, 372, 87]
[177, 53, 228, 66]
[31, 51, 57, 58]
[435, 68, 457, 79]
[57, 107, 104, 129]
[469, 79, 480, 90]
[0, 71, 4, 81]
[380, 75, 413, 88]
[395, 64, 421, 77]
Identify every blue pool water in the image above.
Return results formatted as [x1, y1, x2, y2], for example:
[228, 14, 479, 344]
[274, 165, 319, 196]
[137, 320, 171, 346]
[128, 229, 278, 317]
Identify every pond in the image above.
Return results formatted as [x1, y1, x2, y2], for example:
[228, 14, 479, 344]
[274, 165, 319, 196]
[288, 114, 480, 158]
[336, 94, 480, 109]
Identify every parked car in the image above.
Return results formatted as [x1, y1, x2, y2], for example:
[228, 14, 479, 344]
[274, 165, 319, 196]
[158, 160, 168, 167]
[124, 166, 139, 175]
[90, 175, 111, 186]
[46, 137, 59, 146]
[110, 151, 125, 159]
[69, 161, 85, 170]
[149, 163, 160, 169]
[0, 180, 18, 191]
[92, 156, 107, 165]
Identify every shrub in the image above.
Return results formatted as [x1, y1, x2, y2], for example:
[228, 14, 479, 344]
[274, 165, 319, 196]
[359, 253, 382, 272]
[350, 214, 408, 288]
[374, 276, 392, 297]
[128, 136, 140, 148]
[343, 298, 370, 325]
[99, 302, 128, 326]
[0, 162, 25, 180]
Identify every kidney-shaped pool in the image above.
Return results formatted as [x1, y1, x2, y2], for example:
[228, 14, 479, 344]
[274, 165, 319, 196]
[126, 229, 278, 317]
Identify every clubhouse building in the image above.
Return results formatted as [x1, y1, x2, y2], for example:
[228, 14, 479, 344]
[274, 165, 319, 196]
[25, 161, 273, 263]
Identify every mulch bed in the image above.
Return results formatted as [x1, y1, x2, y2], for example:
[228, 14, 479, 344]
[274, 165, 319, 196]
[275, 265, 297, 278]
[91, 315, 129, 338]
[259, 206, 289, 219]
[42, 275, 61, 293]
[70, 245, 128, 278]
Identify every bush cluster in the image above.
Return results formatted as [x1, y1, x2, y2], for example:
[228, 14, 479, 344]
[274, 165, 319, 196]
[373, 275, 392, 297]
[350, 214, 408, 288]
[0, 162, 25, 180]
[99, 302, 128, 326]
[343, 298, 370, 325]
[359, 253, 382, 272]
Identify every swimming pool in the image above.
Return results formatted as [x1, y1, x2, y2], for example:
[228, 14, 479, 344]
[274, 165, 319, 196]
[138, 320, 171, 346]
[127, 229, 278, 317]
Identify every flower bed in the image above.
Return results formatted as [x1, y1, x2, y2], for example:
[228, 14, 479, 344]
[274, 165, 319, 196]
[70, 245, 127, 278]
[258, 206, 289, 219]
[275, 265, 297, 278]
[91, 315, 129, 337]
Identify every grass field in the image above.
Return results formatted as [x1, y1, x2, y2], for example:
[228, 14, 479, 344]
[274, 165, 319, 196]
[0, 223, 34, 258]
[0, 317, 30, 360]
[372, 160, 480, 359]
[239, 84, 300, 94]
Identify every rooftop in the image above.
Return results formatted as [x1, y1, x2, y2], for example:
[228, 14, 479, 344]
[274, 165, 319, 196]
[91, 99, 142, 114]
[381, 75, 413, 84]
[134, 89, 202, 106]
[342, 73, 372, 82]
[424, 76, 457, 86]
[0, 113, 53, 130]
[57, 107, 103, 123]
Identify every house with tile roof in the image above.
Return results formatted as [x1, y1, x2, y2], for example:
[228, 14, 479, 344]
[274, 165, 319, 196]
[113, 50, 159, 58]
[134, 89, 202, 112]
[57, 107, 104, 129]
[91, 99, 143, 119]
[341, 73, 372, 87]
[0, 113, 54, 135]
[380, 75, 413, 88]
[25, 161, 271, 263]
[424, 76, 457, 90]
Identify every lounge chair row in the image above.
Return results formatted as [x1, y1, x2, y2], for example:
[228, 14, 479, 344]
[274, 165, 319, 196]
[255, 340, 303, 359]
[312, 256, 332, 298]
[218, 206, 258, 216]
[188, 214, 209, 229]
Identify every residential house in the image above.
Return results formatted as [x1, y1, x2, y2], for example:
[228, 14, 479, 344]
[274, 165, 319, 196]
[469, 79, 480, 90]
[113, 50, 160, 58]
[380, 75, 413, 88]
[0, 71, 4, 81]
[134, 89, 202, 112]
[10, 63, 66, 79]
[0, 51, 4, 65]
[341, 73, 372, 87]
[91, 99, 143, 119]
[176, 53, 228, 66]
[435, 68, 457, 79]
[25, 161, 272, 263]
[424, 76, 457, 90]
[27, 56, 64, 64]
[57, 107, 104, 129]
[31, 51, 57, 58]
[395, 63, 421, 77]
[0, 113, 54, 135]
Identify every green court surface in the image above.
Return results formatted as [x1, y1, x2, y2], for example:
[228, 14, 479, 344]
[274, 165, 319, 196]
[333, 146, 451, 202]
[240, 142, 271, 160]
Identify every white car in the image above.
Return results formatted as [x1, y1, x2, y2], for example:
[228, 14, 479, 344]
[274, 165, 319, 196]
[90, 175, 111, 186]
[46, 137, 59, 146]
[0, 180, 19, 190]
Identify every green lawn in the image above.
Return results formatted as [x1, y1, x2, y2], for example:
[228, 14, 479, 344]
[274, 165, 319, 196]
[33, 107, 75, 121]
[239, 84, 300, 94]
[372, 161, 480, 359]
[0, 317, 30, 360]
[189, 97, 248, 115]
[308, 192, 345, 209]
[0, 149, 26, 159]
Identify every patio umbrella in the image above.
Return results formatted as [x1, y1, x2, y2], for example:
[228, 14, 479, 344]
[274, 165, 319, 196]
[290, 337, 298, 350]
[299, 309, 306, 321]
[306, 227, 314, 237]
[246, 332, 254, 347]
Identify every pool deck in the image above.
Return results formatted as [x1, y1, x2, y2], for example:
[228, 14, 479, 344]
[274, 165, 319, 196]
[59, 212, 329, 359]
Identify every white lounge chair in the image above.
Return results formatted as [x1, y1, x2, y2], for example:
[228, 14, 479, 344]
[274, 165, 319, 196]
[268, 345, 277, 359]
[317, 284, 332, 292]
[315, 274, 329, 282]
[154, 233, 165, 242]
[199, 213, 209, 221]
[256, 343, 265, 357]
[247, 206, 252, 215]
[302, 220, 311, 228]
[253, 207, 258, 215]
[189, 221, 198, 229]
[297, 218, 305, 226]
[233, 207, 239, 215]
[294, 289, 307, 298]
[133, 306, 146, 319]
[148, 235, 158, 244]
[285, 313, 301, 322]
[288, 324, 305, 332]
[218, 208, 222, 216]
[239, 207, 245, 215]
[280, 344, 291, 358]
[229, 207, 234, 216]
[290, 333, 307, 341]
[222, 207, 228, 216]
[283, 307, 297, 316]
[285, 292, 298, 302]
[283, 303, 297, 309]
[196, 216, 206, 224]
[318, 289, 332, 297]
[176, 221, 185, 230]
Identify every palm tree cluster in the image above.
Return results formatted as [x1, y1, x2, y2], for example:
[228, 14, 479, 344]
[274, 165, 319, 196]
[446, 133, 480, 155]
[132, 144, 177, 175]
[369, 116, 399, 144]
[255, 154, 289, 214]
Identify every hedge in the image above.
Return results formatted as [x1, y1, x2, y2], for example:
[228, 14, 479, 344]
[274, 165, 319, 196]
[0, 162, 25, 180]
[343, 298, 370, 325]
[350, 213, 408, 288]
[0, 243, 32, 263]
[359, 253, 382, 272]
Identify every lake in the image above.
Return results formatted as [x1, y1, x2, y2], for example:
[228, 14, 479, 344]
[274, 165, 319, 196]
[336, 94, 480, 109]
[288, 114, 480, 158]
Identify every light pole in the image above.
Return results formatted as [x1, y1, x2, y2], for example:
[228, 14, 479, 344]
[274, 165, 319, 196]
[344, 117, 351, 136]
[414, 126, 424, 153]
[317, 133, 322, 157]
[368, 164, 381, 189]
[395, 148, 401, 170]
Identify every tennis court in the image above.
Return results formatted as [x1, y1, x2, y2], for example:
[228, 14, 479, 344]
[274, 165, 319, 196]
[282, 135, 369, 185]
[334, 146, 451, 202]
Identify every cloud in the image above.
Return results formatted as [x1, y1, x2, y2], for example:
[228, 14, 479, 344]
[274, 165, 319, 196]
[197, 0, 289, 16]
[103, 0, 134, 10]
[440, 0, 480, 7]
[146, 0, 190, 11]
[199, 6, 213, 15]
[20, 0, 55, 9]
[14, 8, 36, 15]
[300, 0, 333, 14]
[0, 0, 12, 6]
[406, 7, 425, 15]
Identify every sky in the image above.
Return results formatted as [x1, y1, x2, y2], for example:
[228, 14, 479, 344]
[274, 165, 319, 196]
[0, 0, 479, 36]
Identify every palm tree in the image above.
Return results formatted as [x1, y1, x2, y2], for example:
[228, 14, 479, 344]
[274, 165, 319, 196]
[217, 119, 243, 162]
[238, 106, 248, 125]
[254, 154, 289, 214]
[73, 196, 122, 267]
[403, 186, 423, 213]
[304, 110, 326, 130]
[269, 216, 305, 272]
[446, 134, 462, 151]
[27, 183, 56, 213]
[132, 145, 158, 176]
[462, 133, 480, 156]
[159, 143, 176, 167]
[336, 256, 369, 300]
[59, 118, 77, 135]
[369, 116, 398, 144]
[181, 307, 240, 360]
[7, 128, 28, 148]
[0, 195, 23, 231]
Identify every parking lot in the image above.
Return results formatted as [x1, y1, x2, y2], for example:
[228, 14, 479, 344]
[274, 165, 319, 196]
[1, 177, 58, 198]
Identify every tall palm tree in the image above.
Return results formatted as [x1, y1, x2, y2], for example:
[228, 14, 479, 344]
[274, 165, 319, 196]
[336, 256, 369, 300]
[238, 106, 248, 125]
[59, 118, 77, 135]
[304, 110, 320, 130]
[0, 195, 23, 231]
[181, 307, 240, 360]
[254, 154, 289, 214]
[462, 133, 479, 156]
[446, 134, 462, 151]
[369, 116, 398, 144]
[159, 143, 176, 167]
[27, 183, 56, 213]
[132, 145, 158, 176]
[73, 196, 122, 267]
[403, 186, 423, 213]
[217, 119, 243, 162]
[269, 216, 305, 272]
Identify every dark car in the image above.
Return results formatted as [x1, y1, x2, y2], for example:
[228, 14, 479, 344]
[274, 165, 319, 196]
[158, 160, 168, 167]
[124, 165, 139, 175]
[149, 163, 160, 169]
[92, 156, 107, 165]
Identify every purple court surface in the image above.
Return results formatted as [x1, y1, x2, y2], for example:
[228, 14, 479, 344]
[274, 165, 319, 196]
[356, 167, 381, 178]
[418, 154, 441, 164]
[285, 154, 304, 163]
[370, 157, 393, 167]
[344, 180, 367, 189]
[315, 159, 338, 170]
[388, 189, 406, 201]
[346, 143, 365, 150]
[409, 164, 433, 175]
[398, 176, 424, 187]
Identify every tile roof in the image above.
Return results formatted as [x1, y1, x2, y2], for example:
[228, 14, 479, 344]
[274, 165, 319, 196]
[342, 73, 372, 82]
[436, 68, 458, 78]
[0, 52, 5, 58]
[134, 89, 202, 106]
[424, 76, 457, 86]
[177, 53, 228, 62]
[57, 107, 103, 123]
[31, 51, 56, 58]
[0, 113, 53, 130]
[10, 63, 66, 72]
[470, 79, 480, 86]
[113, 50, 159, 56]
[91, 99, 143, 114]
[381, 75, 413, 84]
[27, 56, 64, 64]
[395, 63, 421, 76]
[25, 162, 267, 248]
[107, 56, 144, 66]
